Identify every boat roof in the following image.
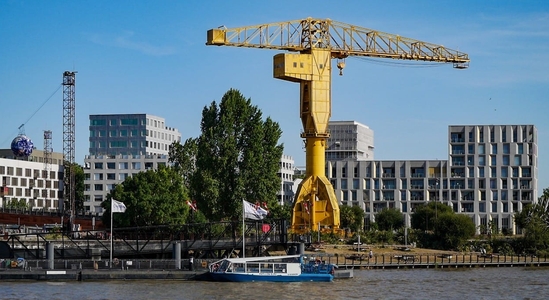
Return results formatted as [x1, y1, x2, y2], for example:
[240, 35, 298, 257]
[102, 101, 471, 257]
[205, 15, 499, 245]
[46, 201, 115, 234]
[219, 255, 302, 264]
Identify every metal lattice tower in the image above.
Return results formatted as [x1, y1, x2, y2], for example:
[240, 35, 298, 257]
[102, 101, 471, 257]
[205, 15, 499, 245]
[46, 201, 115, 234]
[43, 130, 52, 177]
[62, 71, 76, 227]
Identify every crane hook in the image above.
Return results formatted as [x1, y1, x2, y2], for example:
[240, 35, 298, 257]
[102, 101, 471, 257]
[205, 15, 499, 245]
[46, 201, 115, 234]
[337, 59, 345, 76]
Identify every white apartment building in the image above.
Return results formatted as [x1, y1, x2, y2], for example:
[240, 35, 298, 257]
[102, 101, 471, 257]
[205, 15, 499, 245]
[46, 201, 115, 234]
[331, 124, 538, 234]
[0, 154, 63, 211]
[278, 155, 296, 205]
[326, 121, 374, 161]
[83, 154, 168, 213]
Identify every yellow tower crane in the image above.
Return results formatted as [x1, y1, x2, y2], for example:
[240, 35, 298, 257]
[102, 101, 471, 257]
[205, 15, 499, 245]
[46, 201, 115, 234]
[207, 17, 469, 234]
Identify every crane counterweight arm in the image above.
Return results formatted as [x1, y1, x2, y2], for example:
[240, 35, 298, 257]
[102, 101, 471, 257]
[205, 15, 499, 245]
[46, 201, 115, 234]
[207, 17, 470, 67]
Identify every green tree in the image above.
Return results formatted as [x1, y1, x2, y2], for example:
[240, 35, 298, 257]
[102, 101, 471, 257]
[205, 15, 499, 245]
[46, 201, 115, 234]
[169, 137, 198, 188]
[171, 89, 284, 221]
[6, 198, 28, 210]
[101, 165, 189, 227]
[410, 201, 453, 232]
[73, 163, 85, 213]
[411, 201, 474, 250]
[435, 213, 476, 249]
[515, 188, 549, 253]
[375, 208, 404, 231]
[339, 205, 365, 233]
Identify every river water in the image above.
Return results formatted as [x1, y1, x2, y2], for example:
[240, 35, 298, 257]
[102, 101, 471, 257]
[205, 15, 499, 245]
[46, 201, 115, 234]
[1, 267, 548, 300]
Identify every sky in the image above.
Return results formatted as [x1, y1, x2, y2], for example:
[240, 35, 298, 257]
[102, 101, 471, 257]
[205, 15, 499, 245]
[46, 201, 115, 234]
[1, 0, 548, 194]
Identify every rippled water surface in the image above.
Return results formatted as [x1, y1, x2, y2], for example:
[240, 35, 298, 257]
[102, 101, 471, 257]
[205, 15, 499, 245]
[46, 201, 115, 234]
[2, 267, 549, 300]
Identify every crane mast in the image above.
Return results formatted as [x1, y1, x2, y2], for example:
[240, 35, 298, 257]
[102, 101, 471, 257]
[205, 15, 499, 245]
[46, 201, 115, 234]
[207, 18, 469, 234]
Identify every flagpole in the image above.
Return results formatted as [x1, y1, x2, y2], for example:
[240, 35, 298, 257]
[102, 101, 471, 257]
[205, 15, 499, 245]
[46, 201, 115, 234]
[242, 200, 245, 258]
[110, 199, 113, 268]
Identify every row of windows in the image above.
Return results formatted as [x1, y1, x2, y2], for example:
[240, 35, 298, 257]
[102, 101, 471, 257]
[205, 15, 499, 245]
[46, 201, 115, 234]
[330, 164, 532, 179]
[90, 118, 144, 126]
[360, 201, 524, 215]
[340, 189, 533, 202]
[0, 167, 57, 179]
[85, 183, 117, 192]
[2, 177, 60, 189]
[335, 176, 533, 190]
[451, 143, 530, 155]
[450, 125, 535, 144]
[89, 129, 144, 138]
[2, 187, 59, 198]
[91, 161, 157, 170]
[452, 154, 532, 166]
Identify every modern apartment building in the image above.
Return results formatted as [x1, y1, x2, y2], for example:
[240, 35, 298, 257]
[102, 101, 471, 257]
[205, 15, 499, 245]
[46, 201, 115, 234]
[331, 124, 538, 234]
[278, 155, 296, 205]
[0, 150, 64, 211]
[83, 154, 169, 213]
[88, 114, 181, 156]
[84, 114, 181, 214]
[326, 121, 374, 161]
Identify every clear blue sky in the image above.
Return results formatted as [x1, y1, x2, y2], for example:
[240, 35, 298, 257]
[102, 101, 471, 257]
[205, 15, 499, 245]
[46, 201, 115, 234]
[1, 1, 548, 194]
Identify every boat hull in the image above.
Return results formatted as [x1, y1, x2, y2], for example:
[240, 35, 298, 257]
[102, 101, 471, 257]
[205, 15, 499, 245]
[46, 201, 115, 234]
[209, 272, 333, 282]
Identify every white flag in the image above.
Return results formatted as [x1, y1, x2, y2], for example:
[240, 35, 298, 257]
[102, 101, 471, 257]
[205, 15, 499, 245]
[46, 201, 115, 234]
[112, 199, 126, 213]
[243, 200, 267, 220]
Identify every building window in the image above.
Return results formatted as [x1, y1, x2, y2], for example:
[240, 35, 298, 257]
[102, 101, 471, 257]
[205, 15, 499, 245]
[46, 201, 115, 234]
[341, 179, 348, 189]
[121, 118, 138, 125]
[503, 156, 510, 166]
[479, 167, 485, 178]
[110, 130, 117, 137]
[94, 163, 103, 169]
[503, 143, 510, 154]
[91, 119, 106, 126]
[501, 167, 508, 178]
[479, 202, 486, 212]
[491, 144, 497, 154]
[94, 184, 103, 191]
[478, 144, 485, 154]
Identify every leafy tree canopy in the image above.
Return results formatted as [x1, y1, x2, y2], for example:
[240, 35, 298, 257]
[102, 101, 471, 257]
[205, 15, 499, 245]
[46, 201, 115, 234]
[170, 89, 284, 221]
[340, 205, 365, 232]
[435, 213, 476, 249]
[411, 201, 475, 250]
[375, 208, 404, 231]
[514, 188, 549, 252]
[73, 163, 85, 213]
[102, 165, 189, 227]
[410, 201, 453, 231]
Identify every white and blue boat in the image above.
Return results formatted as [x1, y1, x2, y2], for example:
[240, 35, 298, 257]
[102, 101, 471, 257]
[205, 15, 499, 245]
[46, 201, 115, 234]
[208, 254, 335, 282]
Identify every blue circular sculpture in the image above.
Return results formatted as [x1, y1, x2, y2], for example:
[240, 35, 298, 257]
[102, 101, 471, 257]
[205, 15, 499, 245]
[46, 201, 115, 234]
[11, 135, 34, 157]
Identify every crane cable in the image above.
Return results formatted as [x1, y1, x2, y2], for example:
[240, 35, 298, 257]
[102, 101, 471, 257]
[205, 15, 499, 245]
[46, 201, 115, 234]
[1, 84, 62, 147]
